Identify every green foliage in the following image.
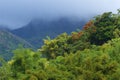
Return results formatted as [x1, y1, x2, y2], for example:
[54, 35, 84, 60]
[0, 37, 120, 80]
[40, 33, 72, 59]
[1, 10, 120, 80]
[90, 11, 120, 45]
[0, 58, 12, 80]
[113, 28, 120, 38]
[11, 48, 40, 79]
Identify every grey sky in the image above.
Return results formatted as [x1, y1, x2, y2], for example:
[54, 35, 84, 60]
[0, 0, 120, 29]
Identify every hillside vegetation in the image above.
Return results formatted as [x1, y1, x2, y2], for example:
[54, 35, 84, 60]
[0, 10, 120, 80]
[0, 30, 33, 60]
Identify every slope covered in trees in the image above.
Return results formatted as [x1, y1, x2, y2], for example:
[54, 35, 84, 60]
[0, 30, 34, 60]
[0, 10, 120, 80]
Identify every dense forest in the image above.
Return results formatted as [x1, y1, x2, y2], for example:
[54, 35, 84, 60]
[0, 10, 120, 80]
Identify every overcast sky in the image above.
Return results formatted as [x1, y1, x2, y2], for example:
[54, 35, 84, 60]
[0, 0, 120, 29]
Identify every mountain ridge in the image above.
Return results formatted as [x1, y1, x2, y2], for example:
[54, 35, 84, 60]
[12, 17, 87, 48]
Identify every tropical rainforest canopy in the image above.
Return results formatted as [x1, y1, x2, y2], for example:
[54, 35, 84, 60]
[0, 10, 120, 80]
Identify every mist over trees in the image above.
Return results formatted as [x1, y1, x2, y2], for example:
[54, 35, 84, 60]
[0, 10, 120, 79]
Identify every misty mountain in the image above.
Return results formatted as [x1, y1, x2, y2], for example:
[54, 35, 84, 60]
[0, 25, 10, 31]
[0, 30, 33, 60]
[12, 17, 87, 48]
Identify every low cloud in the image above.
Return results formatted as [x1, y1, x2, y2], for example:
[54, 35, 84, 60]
[0, 0, 120, 29]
